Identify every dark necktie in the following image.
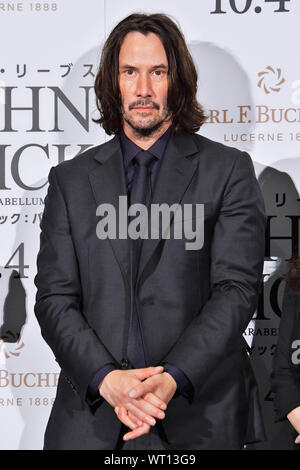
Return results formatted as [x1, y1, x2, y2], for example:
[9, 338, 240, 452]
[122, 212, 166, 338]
[127, 150, 156, 368]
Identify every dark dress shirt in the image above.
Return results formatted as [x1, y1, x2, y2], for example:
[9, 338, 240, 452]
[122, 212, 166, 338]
[87, 126, 193, 403]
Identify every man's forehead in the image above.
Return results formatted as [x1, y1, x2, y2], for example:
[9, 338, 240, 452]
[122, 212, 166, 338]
[119, 31, 168, 64]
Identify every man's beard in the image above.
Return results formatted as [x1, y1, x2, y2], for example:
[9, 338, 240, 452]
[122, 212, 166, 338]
[121, 99, 170, 137]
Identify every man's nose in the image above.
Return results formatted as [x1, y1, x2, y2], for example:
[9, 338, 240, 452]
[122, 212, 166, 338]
[136, 73, 153, 97]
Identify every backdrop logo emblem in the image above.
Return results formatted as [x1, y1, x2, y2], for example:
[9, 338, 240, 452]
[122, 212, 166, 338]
[257, 66, 285, 94]
[0, 333, 25, 359]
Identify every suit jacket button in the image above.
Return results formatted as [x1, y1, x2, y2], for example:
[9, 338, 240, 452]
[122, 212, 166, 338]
[121, 358, 129, 369]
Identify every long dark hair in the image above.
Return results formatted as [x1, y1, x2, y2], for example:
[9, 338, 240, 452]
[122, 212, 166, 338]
[93, 13, 207, 135]
[283, 257, 300, 293]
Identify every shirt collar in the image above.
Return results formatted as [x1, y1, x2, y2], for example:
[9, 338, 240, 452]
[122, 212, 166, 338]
[120, 125, 173, 169]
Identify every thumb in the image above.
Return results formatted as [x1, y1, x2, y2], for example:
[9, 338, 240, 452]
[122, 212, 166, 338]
[133, 366, 164, 380]
[295, 434, 300, 444]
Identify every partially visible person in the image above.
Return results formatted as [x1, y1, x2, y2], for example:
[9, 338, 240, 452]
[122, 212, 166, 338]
[271, 257, 300, 448]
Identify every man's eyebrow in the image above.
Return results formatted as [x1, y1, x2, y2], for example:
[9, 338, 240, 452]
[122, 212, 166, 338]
[150, 64, 168, 70]
[119, 64, 168, 70]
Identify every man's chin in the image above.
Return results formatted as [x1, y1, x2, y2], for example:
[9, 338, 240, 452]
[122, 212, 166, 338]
[124, 117, 165, 137]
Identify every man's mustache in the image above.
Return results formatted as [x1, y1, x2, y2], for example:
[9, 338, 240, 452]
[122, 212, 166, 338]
[129, 100, 160, 110]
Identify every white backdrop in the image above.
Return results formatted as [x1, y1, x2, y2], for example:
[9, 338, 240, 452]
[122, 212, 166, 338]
[0, 0, 299, 449]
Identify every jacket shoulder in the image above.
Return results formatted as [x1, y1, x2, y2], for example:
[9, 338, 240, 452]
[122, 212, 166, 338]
[193, 133, 249, 163]
[48, 135, 119, 181]
[187, 134, 257, 186]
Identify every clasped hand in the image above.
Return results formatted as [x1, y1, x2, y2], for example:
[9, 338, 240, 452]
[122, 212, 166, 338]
[287, 406, 300, 444]
[98, 366, 177, 441]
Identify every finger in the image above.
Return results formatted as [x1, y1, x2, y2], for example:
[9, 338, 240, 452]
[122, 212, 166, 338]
[295, 434, 300, 444]
[127, 376, 167, 409]
[126, 401, 156, 426]
[133, 366, 164, 381]
[128, 410, 143, 427]
[115, 406, 136, 429]
[143, 391, 167, 410]
[121, 407, 144, 428]
[123, 423, 151, 441]
[128, 381, 150, 399]
[125, 399, 165, 425]
[115, 406, 138, 430]
[127, 377, 166, 408]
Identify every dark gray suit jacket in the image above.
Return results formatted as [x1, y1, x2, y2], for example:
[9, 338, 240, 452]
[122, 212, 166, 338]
[34, 130, 267, 449]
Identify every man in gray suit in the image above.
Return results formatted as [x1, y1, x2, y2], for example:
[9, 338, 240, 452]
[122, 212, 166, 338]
[34, 13, 266, 450]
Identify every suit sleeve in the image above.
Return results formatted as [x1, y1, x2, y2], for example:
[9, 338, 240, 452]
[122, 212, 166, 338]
[87, 363, 118, 406]
[271, 281, 300, 421]
[161, 151, 266, 402]
[162, 363, 194, 399]
[34, 166, 119, 404]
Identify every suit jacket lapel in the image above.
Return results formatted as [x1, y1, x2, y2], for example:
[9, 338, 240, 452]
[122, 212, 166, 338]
[88, 130, 200, 291]
[88, 135, 131, 288]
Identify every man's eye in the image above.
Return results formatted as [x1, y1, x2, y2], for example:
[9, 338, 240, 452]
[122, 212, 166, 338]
[154, 70, 163, 76]
[125, 70, 135, 76]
